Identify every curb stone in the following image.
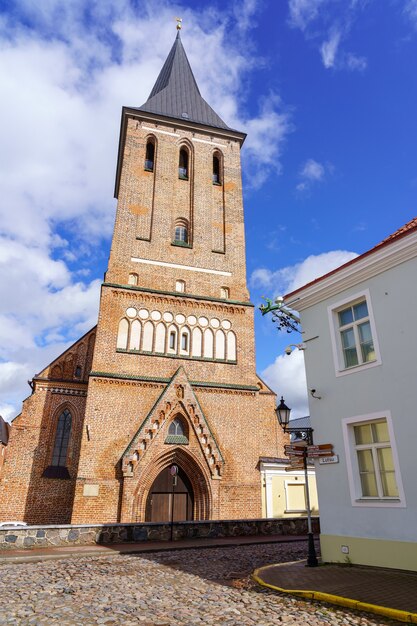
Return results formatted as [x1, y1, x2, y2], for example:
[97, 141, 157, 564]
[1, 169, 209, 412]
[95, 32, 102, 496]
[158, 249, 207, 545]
[253, 563, 417, 624]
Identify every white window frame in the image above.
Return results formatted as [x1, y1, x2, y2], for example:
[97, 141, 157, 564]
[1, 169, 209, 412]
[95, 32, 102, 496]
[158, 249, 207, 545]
[342, 411, 405, 508]
[167, 327, 177, 354]
[284, 479, 307, 513]
[328, 289, 381, 377]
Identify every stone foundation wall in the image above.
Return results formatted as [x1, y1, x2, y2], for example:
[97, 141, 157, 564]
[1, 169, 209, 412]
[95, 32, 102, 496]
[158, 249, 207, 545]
[0, 516, 319, 550]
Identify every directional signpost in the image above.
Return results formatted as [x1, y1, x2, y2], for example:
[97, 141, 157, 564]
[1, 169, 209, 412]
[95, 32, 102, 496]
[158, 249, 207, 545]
[284, 440, 334, 566]
[307, 444, 334, 458]
[284, 443, 334, 473]
[273, 394, 334, 567]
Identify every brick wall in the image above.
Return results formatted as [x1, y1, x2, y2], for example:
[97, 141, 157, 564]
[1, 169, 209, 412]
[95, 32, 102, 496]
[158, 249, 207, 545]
[0, 330, 96, 524]
[0, 110, 288, 525]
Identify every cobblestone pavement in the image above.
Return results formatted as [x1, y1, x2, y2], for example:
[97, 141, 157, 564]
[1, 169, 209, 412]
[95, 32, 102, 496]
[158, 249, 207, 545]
[0, 541, 403, 625]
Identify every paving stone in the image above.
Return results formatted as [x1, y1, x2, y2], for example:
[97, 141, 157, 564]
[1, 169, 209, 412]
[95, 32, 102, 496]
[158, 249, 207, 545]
[0, 542, 404, 625]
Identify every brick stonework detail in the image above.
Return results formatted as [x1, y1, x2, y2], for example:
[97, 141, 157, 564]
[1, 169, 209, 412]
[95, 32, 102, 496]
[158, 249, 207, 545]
[0, 329, 96, 524]
[0, 99, 288, 525]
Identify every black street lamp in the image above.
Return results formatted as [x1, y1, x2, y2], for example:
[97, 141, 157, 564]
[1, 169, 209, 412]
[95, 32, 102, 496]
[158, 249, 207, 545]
[275, 397, 318, 567]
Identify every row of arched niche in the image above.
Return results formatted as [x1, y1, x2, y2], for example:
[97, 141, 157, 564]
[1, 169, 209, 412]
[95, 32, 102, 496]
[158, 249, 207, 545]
[144, 136, 223, 185]
[116, 309, 237, 362]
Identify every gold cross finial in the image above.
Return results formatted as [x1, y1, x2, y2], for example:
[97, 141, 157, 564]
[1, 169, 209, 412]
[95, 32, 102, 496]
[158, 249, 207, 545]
[175, 17, 182, 30]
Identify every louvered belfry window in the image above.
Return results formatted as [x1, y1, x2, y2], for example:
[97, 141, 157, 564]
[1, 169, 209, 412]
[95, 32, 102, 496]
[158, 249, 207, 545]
[213, 154, 221, 184]
[179, 148, 189, 179]
[145, 139, 155, 171]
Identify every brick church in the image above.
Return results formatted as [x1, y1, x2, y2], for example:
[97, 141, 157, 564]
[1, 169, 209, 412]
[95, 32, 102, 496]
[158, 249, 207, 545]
[0, 29, 287, 525]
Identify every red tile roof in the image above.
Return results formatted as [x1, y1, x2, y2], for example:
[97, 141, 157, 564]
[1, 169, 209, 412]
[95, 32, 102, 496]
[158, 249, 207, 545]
[285, 217, 417, 300]
[379, 217, 417, 244]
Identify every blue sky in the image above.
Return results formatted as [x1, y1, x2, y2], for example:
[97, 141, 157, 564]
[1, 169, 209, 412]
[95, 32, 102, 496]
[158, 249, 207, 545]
[0, 0, 416, 420]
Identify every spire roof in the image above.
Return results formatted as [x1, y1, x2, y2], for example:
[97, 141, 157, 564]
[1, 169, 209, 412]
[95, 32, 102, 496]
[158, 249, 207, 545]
[137, 32, 230, 130]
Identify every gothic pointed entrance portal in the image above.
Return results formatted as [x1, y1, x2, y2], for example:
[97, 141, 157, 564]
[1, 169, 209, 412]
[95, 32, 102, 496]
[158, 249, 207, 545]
[145, 465, 194, 522]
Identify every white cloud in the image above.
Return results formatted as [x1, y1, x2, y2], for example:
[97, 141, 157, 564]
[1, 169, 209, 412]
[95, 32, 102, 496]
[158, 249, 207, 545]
[288, 0, 368, 72]
[257, 249, 359, 419]
[301, 159, 325, 181]
[288, 0, 327, 31]
[404, 0, 417, 28]
[0, 2, 291, 249]
[0, 362, 31, 394]
[242, 95, 293, 188]
[296, 158, 327, 191]
[320, 29, 341, 68]
[0, 403, 17, 423]
[0, 236, 101, 420]
[234, 0, 260, 32]
[346, 52, 367, 71]
[262, 350, 309, 419]
[0, 1, 292, 420]
[250, 250, 359, 295]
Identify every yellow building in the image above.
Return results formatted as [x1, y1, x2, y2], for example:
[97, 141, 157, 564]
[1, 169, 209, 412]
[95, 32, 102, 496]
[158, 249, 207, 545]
[260, 457, 318, 519]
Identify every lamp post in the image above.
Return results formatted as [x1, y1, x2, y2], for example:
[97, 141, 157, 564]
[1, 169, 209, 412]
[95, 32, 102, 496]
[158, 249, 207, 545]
[276, 397, 318, 567]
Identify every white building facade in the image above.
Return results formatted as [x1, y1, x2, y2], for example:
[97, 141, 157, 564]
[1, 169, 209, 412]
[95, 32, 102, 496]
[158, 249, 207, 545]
[284, 219, 417, 571]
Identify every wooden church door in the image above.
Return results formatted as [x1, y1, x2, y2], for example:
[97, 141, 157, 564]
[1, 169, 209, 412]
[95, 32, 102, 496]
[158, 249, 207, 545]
[145, 466, 194, 522]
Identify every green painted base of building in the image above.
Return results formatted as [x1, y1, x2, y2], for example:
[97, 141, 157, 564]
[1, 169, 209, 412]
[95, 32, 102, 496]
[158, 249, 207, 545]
[321, 534, 417, 571]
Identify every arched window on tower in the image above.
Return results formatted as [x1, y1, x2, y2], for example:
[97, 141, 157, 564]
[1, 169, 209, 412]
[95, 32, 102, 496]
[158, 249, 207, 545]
[179, 147, 189, 179]
[174, 218, 189, 244]
[144, 138, 155, 172]
[213, 153, 221, 184]
[167, 325, 178, 354]
[128, 273, 138, 286]
[180, 327, 191, 355]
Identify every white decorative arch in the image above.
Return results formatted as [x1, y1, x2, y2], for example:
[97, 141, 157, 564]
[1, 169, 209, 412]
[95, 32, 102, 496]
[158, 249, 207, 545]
[227, 331, 237, 361]
[129, 319, 141, 350]
[154, 322, 166, 353]
[215, 329, 226, 360]
[117, 318, 129, 349]
[192, 327, 202, 357]
[142, 321, 154, 352]
[204, 328, 214, 359]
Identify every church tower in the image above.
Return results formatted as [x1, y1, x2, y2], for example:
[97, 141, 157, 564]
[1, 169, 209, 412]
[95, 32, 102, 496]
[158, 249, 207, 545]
[70, 29, 284, 523]
[0, 28, 286, 525]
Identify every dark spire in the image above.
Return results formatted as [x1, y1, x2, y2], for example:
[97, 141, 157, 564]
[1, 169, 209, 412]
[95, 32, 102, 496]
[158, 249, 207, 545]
[137, 31, 230, 130]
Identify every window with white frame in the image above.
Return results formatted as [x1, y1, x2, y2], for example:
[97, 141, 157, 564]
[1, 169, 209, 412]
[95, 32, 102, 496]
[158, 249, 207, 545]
[285, 481, 307, 512]
[343, 412, 405, 507]
[353, 419, 398, 498]
[181, 332, 189, 352]
[168, 330, 177, 351]
[329, 290, 381, 375]
[338, 300, 375, 368]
